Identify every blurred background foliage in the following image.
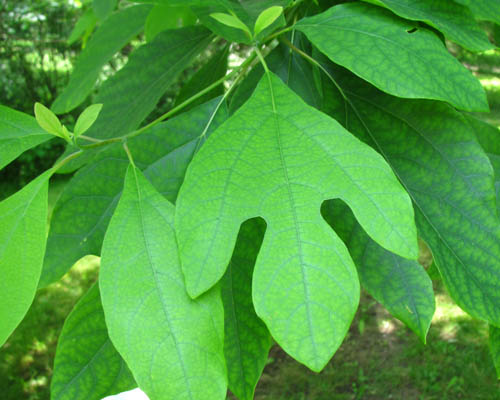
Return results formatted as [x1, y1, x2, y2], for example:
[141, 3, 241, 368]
[1, 0, 500, 399]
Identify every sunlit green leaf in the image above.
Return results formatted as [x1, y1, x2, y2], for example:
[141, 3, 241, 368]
[0, 105, 51, 170]
[0, 170, 51, 346]
[254, 6, 283, 37]
[100, 165, 227, 399]
[175, 72, 417, 370]
[210, 12, 252, 37]
[74, 104, 103, 138]
[34, 102, 63, 137]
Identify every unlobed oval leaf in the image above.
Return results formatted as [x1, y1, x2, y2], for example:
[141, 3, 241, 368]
[296, 2, 488, 112]
[0, 170, 51, 346]
[100, 165, 227, 400]
[365, 0, 493, 52]
[51, 283, 135, 400]
[254, 6, 283, 37]
[210, 12, 252, 37]
[34, 102, 63, 137]
[0, 105, 51, 170]
[74, 104, 103, 137]
[175, 72, 418, 371]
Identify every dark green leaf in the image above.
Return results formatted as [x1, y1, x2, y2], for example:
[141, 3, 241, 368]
[100, 166, 226, 399]
[320, 63, 500, 326]
[67, 8, 97, 45]
[93, 0, 117, 20]
[175, 72, 417, 371]
[0, 105, 51, 170]
[363, 0, 493, 52]
[222, 218, 272, 400]
[84, 26, 211, 139]
[490, 324, 500, 378]
[40, 98, 228, 287]
[466, 115, 500, 216]
[174, 46, 229, 111]
[0, 170, 51, 345]
[296, 2, 488, 111]
[322, 199, 435, 342]
[144, 5, 197, 42]
[52, 5, 151, 114]
[51, 283, 135, 400]
[455, 0, 500, 25]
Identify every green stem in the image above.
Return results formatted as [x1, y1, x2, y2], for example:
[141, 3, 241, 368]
[262, 25, 294, 43]
[52, 150, 83, 172]
[123, 140, 136, 168]
[80, 52, 258, 150]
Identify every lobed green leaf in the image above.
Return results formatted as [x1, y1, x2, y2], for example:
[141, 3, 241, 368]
[175, 72, 417, 371]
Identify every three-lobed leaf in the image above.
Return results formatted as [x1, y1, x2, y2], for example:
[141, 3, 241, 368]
[51, 283, 135, 400]
[175, 72, 418, 371]
[100, 165, 227, 400]
[296, 2, 488, 112]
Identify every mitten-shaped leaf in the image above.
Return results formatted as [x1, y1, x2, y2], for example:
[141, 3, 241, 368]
[222, 218, 272, 400]
[0, 170, 50, 345]
[297, 2, 488, 111]
[175, 72, 417, 370]
[100, 166, 227, 400]
[323, 199, 435, 342]
[51, 283, 135, 400]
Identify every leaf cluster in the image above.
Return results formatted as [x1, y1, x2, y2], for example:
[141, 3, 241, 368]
[1, 0, 500, 399]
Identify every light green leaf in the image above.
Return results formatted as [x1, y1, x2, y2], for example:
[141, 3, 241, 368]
[51, 283, 135, 400]
[174, 45, 229, 111]
[93, 0, 117, 20]
[254, 6, 283, 37]
[145, 5, 197, 42]
[83, 26, 211, 139]
[490, 324, 500, 378]
[221, 218, 272, 400]
[74, 104, 103, 138]
[296, 2, 488, 112]
[175, 72, 417, 370]
[362, 0, 493, 52]
[455, 0, 500, 25]
[320, 63, 500, 326]
[0, 105, 51, 170]
[100, 165, 227, 400]
[323, 199, 435, 342]
[0, 170, 51, 346]
[40, 98, 228, 287]
[52, 5, 151, 114]
[34, 102, 63, 137]
[210, 12, 252, 37]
